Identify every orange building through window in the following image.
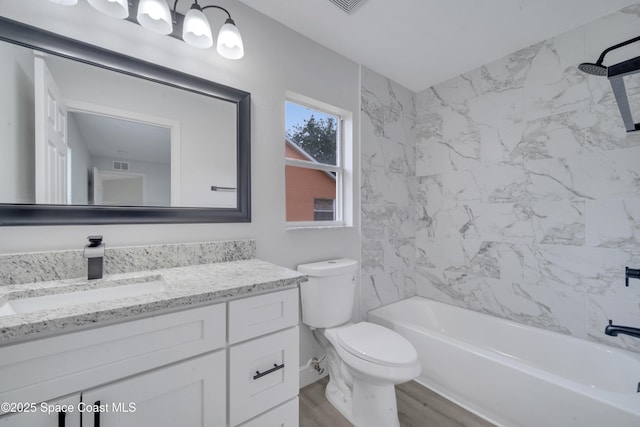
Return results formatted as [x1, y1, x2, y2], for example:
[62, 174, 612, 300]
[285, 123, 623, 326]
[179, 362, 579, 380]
[285, 139, 336, 221]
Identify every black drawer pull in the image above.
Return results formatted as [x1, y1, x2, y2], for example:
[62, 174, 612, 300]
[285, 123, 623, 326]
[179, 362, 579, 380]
[58, 411, 66, 427]
[253, 363, 285, 380]
[94, 401, 100, 427]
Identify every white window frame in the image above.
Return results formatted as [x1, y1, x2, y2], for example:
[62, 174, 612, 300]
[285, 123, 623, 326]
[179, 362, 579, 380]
[285, 92, 353, 229]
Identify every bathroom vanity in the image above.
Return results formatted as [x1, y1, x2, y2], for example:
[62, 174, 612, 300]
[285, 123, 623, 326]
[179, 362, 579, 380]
[0, 242, 305, 427]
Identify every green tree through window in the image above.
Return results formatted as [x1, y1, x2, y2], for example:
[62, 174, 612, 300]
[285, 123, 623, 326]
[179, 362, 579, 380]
[286, 115, 337, 165]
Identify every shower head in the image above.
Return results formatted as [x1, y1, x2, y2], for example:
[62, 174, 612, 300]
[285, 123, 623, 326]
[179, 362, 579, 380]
[578, 62, 608, 76]
[578, 35, 640, 132]
[579, 35, 640, 77]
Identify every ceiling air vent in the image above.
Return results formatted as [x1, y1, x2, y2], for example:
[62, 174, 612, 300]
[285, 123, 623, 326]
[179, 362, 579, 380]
[328, 0, 368, 14]
[113, 161, 129, 171]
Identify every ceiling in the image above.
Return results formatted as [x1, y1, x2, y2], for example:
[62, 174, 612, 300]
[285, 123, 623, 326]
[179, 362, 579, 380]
[70, 112, 171, 164]
[237, 0, 638, 92]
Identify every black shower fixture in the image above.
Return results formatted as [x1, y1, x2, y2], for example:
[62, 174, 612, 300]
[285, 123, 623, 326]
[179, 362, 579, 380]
[579, 35, 640, 132]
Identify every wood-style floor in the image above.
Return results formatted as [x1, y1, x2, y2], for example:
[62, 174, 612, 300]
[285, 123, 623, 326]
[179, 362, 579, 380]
[300, 377, 496, 427]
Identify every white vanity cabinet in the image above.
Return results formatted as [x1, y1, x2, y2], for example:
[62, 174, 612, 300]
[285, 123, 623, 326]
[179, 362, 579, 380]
[0, 287, 300, 427]
[0, 394, 81, 427]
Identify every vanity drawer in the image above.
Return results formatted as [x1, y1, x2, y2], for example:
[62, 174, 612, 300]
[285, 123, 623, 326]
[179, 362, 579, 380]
[238, 397, 298, 427]
[229, 327, 299, 426]
[0, 303, 225, 411]
[228, 288, 298, 344]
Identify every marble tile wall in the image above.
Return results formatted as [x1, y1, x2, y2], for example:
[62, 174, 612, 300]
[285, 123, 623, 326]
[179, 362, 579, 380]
[414, 4, 640, 353]
[0, 240, 256, 285]
[360, 66, 417, 318]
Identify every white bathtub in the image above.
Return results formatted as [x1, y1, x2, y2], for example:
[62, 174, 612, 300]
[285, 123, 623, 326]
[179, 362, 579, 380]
[368, 296, 640, 427]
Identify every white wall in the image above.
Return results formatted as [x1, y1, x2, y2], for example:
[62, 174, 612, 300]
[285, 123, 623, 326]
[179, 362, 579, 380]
[0, 0, 361, 380]
[0, 42, 34, 204]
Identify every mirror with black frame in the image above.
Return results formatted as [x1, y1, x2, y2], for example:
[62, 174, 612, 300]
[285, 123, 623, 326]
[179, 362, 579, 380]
[0, 16, 250, 225]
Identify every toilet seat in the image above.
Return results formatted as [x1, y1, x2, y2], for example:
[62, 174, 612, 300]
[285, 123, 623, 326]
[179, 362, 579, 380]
[336, 322, 418, 367]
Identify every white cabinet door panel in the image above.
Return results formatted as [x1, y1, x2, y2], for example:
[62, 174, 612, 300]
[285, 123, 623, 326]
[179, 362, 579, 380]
[82, 351, 225, 427]
[229, 327, 299, 426]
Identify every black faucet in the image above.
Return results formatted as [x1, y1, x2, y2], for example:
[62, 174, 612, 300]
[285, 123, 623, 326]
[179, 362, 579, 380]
[83, 235, 105, 280]
[605, 320, 640, 339]
[626, 267, 640, 286]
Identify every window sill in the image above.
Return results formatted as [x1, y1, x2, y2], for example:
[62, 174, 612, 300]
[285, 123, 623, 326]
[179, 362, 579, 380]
[286, 221, 352, 231]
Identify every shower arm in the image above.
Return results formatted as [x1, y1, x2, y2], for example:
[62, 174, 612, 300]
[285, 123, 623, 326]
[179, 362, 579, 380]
[594, 35, 640, 66]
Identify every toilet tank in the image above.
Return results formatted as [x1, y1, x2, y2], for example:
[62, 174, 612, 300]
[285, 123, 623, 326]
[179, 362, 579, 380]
[297, 259, 358, 328]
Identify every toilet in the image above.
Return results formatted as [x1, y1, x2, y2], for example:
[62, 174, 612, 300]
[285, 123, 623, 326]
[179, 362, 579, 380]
[298, 259, 421, 427]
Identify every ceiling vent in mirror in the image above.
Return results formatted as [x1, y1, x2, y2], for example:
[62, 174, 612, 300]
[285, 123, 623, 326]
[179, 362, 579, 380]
[113, 161, 129, 171]
[328, 0, 368, 14]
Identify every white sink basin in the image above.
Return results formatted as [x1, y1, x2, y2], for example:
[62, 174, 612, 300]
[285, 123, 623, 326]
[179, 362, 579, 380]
[0, 276, 168, 316]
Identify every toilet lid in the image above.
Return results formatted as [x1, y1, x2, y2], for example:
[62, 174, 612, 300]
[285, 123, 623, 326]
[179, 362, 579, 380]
[336, 322, 417, 367]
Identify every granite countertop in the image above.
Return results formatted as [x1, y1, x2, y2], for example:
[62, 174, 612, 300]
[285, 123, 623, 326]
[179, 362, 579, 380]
[0, 259, 306, 345]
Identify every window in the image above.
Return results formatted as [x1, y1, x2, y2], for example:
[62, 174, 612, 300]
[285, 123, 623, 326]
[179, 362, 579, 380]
[285, 94, 352, 228]
[314, 198, 335, 221]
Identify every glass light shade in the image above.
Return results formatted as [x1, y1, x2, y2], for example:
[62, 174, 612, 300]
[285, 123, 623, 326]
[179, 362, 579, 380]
[48, 0, 78, 5]
[87, 0, 129, 19]
[216, 19, 244, 60]
[183, 8, 213, 49]
[137, 0, 173, 35]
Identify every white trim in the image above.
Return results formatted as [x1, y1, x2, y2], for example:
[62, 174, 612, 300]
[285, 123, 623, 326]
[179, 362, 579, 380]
[286, 221, 346, 230]
[285, 91, 346, 118]
[285, 92, 353, 228]
[64, 99, 181, 206]
[284, 158, 340, 174]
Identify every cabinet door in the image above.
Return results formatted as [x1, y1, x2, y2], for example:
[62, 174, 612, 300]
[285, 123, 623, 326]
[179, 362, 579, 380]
[0, 394, 80, 427]
[81, 351, 225, 427]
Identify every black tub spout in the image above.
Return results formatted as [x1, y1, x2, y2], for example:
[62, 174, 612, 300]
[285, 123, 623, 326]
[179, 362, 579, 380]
[605, 320, 640, 339]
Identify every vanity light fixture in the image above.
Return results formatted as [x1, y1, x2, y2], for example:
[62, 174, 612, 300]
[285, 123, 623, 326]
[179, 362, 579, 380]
[183, 1, 214, 48]
[177, 0, 244, 59]
[47, 0, 244, 59]
[137, 0, 173, 34]
[87, 0, 129, 19]
[48, 0, 79, 5]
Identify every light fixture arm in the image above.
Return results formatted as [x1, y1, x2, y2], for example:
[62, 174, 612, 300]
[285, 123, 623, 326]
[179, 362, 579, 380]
[172, 0, 233, 21]
[202, 5, 232, 20]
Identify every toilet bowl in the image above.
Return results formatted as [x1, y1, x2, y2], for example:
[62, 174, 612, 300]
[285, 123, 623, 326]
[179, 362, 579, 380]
[298, 259, 421, 427]
[326, 322, 421, 383]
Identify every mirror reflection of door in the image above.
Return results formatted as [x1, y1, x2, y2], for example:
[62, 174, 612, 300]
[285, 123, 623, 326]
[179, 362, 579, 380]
[34, 54, 67, 204]
[71, 112, 171, 206]
[92, 167, 144, 206]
